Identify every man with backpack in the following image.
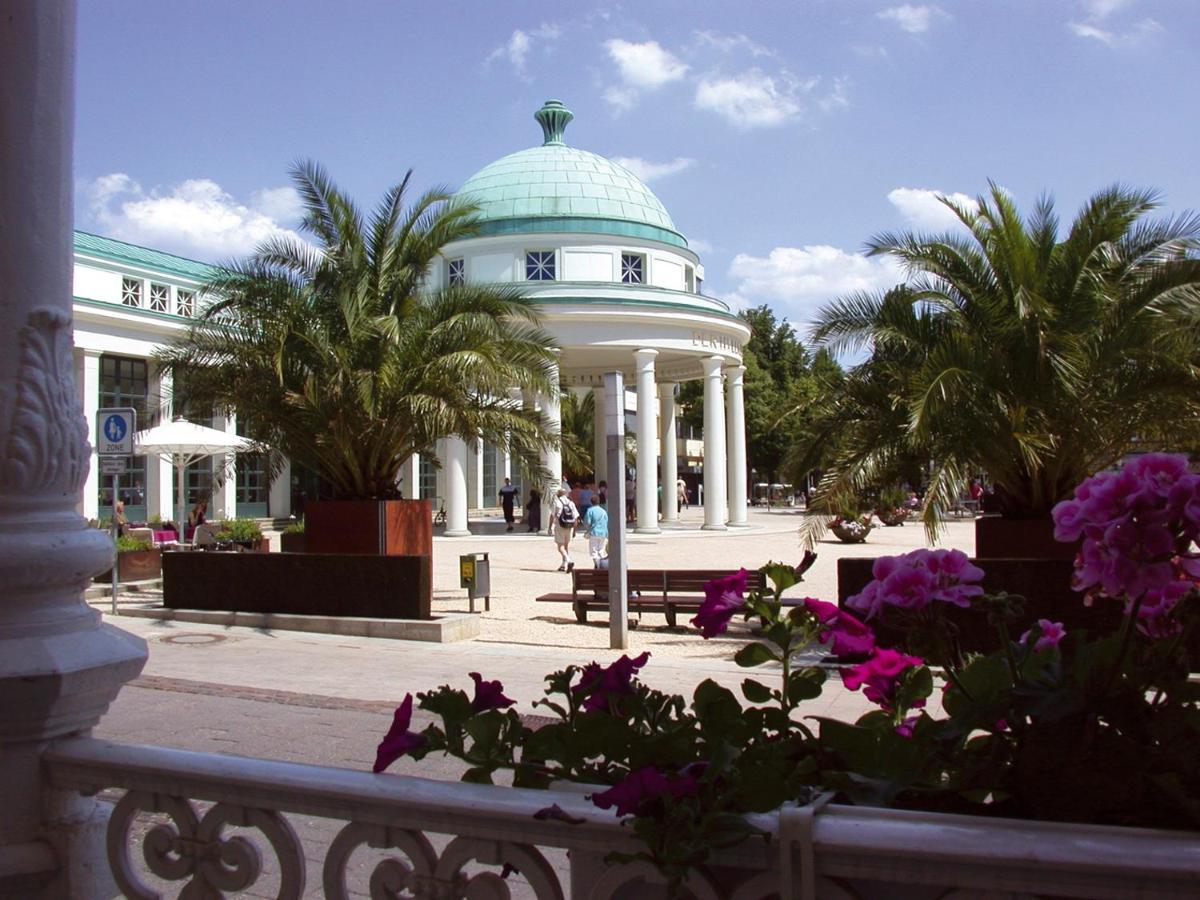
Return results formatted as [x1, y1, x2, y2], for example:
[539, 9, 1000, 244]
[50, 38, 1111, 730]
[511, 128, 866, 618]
[551, 488, 580, 572]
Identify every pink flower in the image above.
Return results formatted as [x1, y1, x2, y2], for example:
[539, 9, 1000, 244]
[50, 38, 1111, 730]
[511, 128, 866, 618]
[843, 648, 925, 711]
[574, 652, 651, 713]
[845, 548, 984, 618]
[373, 694, 426, 772]
[469, 672, 516, 712]
[590, 766, 699, 817]
[802, 598, 876, 656]
[895, 715, 920, 738]
[1019, 619, 1066, 652]
[691, 569, 749, 638]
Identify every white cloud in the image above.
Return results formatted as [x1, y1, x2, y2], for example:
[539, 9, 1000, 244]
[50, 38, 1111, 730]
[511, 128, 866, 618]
[603, 85, 638, 112]
[604, 38, 688, 89]
[694, 70, 804, 128]
[84, 173, 308, 260]
[726, 245, 902, 325]
[818, 76, 850, 112]
[688, 237, 714, 254]
[877, 4, 946, 34]
[611, 156, 696, 182]
[887, 187, 977, 231]
[692, 30, 774, 57]
[1067, 16, 1161, 46]
[1082, 0, 1131, 19]
[487, 23, 560, 73]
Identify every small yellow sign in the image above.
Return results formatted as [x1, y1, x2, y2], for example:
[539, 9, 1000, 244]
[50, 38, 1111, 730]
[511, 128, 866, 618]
[460, 558, 475, 584]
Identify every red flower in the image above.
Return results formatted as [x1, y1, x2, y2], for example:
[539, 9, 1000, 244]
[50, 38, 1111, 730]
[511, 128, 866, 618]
[470, 672, 517, 712]
[801, 598, 876, 656]
[590, 766, 699, 817]
[691, 568, 750, 638]
[843, 648, 925, 712]
[574, 652, 651, 713]
[373, 694, 426, 772]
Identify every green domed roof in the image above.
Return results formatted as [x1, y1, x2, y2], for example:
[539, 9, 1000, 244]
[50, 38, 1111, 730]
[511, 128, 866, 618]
[457, 100, 687, 248]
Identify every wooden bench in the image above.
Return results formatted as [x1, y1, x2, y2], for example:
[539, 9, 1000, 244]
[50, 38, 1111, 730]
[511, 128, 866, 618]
[536, 568, 769, 628]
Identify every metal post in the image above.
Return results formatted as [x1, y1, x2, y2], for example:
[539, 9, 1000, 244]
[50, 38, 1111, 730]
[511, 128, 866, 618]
[110, 474, 119, 613]
[604, 371, 628, 650]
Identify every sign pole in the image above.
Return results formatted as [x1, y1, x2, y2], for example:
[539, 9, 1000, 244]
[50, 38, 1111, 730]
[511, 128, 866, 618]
[604, 371, 628, 650]
[110, 474, 119, 614]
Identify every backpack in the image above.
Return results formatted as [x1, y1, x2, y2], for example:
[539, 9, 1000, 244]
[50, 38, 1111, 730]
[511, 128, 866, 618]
[557, 501, 576, 527]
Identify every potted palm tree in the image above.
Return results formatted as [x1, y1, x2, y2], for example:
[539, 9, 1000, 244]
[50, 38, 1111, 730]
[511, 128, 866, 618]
[158, 161, 559, 564]
[798, 183, 1200, 558]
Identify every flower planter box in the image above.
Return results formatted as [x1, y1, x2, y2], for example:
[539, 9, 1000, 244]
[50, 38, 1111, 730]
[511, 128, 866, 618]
[831, 522, 872, 543]
[975, 514, 1079, 560]
[279, 531, 306, 553]
[93, 548, 162, 583]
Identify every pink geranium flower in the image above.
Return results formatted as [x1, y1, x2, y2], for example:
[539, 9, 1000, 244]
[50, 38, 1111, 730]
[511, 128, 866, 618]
[1019, 619, 1066, 652]
[373, 694, 426, 772]
[691, 569, 749, 638]
[845, 548, 984, 618]
[802, 598, 876, 656]
[843, 648, 925, 711]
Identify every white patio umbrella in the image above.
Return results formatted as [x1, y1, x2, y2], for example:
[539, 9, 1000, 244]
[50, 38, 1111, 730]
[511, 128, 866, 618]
[134, 417, 258, 538]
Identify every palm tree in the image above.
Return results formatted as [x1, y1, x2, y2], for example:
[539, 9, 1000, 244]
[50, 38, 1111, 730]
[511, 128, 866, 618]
[558, 388, 594, 478]
[799, 183, 1200, 538]
[158, 160, 560, 500]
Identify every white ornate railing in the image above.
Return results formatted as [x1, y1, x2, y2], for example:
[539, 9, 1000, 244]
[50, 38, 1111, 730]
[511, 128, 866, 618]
[45, 737, 1200, 899]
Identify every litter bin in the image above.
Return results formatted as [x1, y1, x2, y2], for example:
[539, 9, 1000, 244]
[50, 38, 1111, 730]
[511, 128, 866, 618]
[459, 552, 491, 612]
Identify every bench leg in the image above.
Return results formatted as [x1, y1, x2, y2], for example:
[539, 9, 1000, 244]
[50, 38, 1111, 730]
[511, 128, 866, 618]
[573, 600, 588, 623]
[665, 604, 677, 628]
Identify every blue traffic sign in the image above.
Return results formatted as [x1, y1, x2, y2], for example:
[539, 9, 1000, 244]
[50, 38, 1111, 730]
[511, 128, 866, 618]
[103, 415, 127, 443]
[96, 407, 136, 456]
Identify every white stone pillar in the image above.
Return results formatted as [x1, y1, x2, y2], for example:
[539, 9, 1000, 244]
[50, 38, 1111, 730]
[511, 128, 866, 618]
[726, 365, 748, 527]
[269, 458, 291, 518]
[77, 349, 101, 521]
[216, 411, 238, 519]
[403, 453, 421, 500]
[701, 357, 727, 530]
[659, 382, 679, 523]
[634, 349, 660, 533]
[444, 436, 470, 536]
[147, 365, 175, 522]
[591, 385, 607, 487]
[540, 358, 562, 534]
[0, 4, 146, 893]
[469, 436, 484, 511]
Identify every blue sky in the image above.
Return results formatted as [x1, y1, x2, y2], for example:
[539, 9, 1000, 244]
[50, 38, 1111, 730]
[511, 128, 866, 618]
[75, 0, 1200, 329]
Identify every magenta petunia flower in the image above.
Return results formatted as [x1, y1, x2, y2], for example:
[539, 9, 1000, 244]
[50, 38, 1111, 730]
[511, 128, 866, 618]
[690, 568, 750, 638]
[1019, 619, 1066, 652]
[373, 694, 426, 773]
[574, 652, 651, 713]
[469, 672, 517, 712]
[590, 765, 699, 817]
[843, 647, 924, 711]
[802, 598, 875, 656]
[845, 548, 984, 618]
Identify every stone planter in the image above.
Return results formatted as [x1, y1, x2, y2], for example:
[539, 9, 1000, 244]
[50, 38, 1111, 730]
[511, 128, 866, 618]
[94, 548, 162, 583]
[830, 522, 872, 543]
[875, 507, 907, 527]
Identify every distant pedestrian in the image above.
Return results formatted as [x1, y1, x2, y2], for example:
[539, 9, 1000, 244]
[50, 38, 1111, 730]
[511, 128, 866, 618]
[551, 488, 580, 571]
[625, 475, 636, 524]
[598, 480, 608, 506]
[498, 477, 518, 531]
[582, 495, 609, 564]
[677, 478, 687, 513]
[525, 487, 542, 533]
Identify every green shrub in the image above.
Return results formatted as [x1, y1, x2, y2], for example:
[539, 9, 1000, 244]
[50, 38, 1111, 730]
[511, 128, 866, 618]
[115, 535, 153, 552]
[215, 517, 264, 542]
[283, 517, 305, 535]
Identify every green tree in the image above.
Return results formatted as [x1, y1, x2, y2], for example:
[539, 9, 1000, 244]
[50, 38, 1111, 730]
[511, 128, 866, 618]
[800, 183, 1200, 536]
[158, 161, 560, 500]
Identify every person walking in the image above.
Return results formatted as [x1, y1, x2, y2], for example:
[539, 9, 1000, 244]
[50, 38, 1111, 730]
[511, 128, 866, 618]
[582, 495, 608, 565]
[498, 477, 518, 531]
[551, 488, 579, 571]
[525, 487, 542, 533]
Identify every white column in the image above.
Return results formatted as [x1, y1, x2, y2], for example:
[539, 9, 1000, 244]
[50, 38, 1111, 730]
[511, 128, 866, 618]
[269, 458, 292, 518]
[659, 382, 679, 524]
[502, 445, 512, 481]
[444, 436, 470, 536]
[402, 453, 421, 500]
[591, 385, 607, 487]
[77, 349, 101, 521]
[701, 357, 728, 530]
[469, 436, 484, 510]
[634, 349, 660, 533]
[539, 358, 562, 534]
[726, 365, 748, 527]
[216, 411, 238, 519]
[147, 365, 174, 521]
[0, 5, 146, 894]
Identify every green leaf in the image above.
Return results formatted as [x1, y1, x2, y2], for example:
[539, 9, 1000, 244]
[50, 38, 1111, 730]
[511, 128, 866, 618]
[741, 678, 774, 704]
[734, 642, 779, 668]
[787, 666, 827, 701]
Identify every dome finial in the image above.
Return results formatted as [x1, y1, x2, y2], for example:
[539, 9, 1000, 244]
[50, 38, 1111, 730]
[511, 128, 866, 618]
[534, 99, 573, 146]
